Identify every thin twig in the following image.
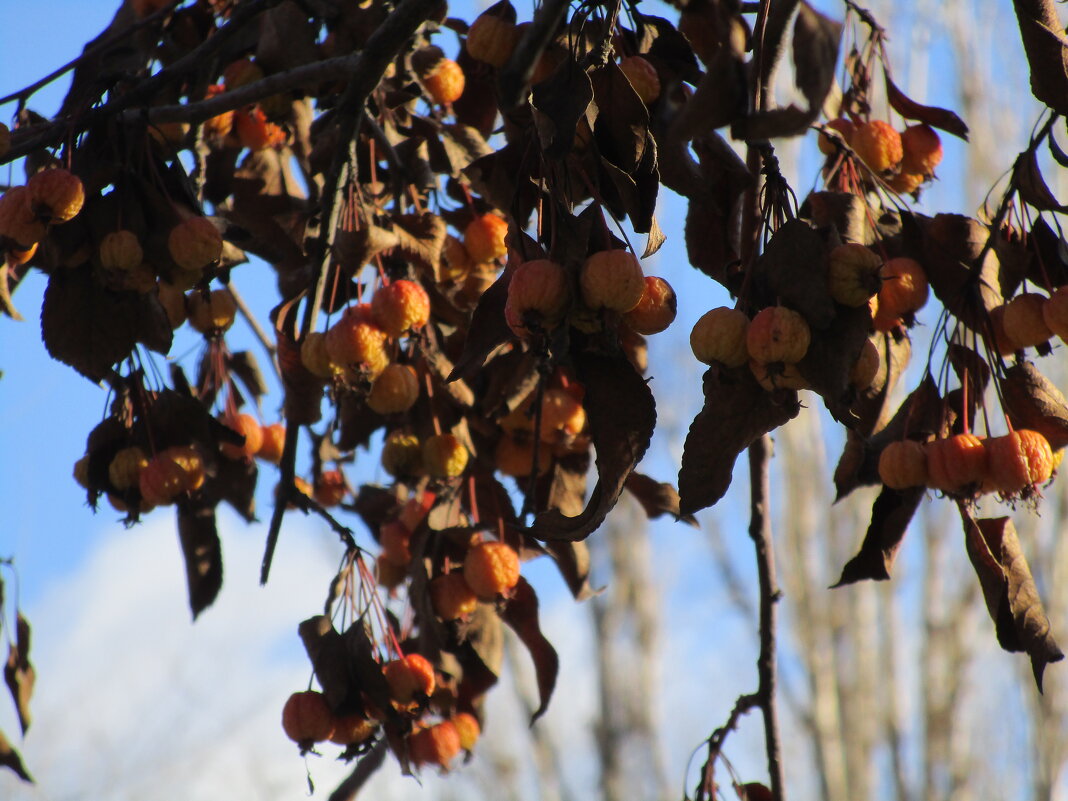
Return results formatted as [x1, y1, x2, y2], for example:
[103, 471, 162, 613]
[327, 737, 389, 801]
[225, 282, 280, 380]
[748, 435, 785, 800]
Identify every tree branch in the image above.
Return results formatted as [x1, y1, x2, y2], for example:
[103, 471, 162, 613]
[327, 737, 389, 801]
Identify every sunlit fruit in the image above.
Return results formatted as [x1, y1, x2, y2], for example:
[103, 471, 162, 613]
[877, 440, 928, 489]
[430, 571, 479, 620]
[383, 653, 436, 704]
[202, 84, 234, 139]
[505, 258, 570, 338]
[300, 331, 336, 379]
[580, 249, 645, 312]
[187, 288, 238, 334]
[325, 312, 389, 377]
[367, 363, 420, 414]
[108, 446, 149, 491]
[413, 47, 466, 105]
[900, 124, 943, 176]
[540, 388, 586, 442]
[926, 434, 987, 494]
[329, 713, 376, 746]
[99, 230, 144, 271]
[889, 171, 924, 195]
[746, 306, 811, 364]
[1001, 293, 1051, 349]
[220, 412, 264, 459]
[983, 429, 1054, 495]
[168, 217, 223, 271]
[0, 186, 47, 247]
[282, 690, 335, 745]
[828, 243, 882, 307]
[495, 433, 551, 477]
[463, 212, 509, 263]
[258, 422, 286, 464]
[690, 307, 750, 367]
[314, 469, 347, 507]
[451, 712, 480, 751]
[371, 279, 430, 338]
[623, 276, 677, 334]
[27, 167, 84, 223]
[234, 106, 285, 151]
[818, 117, 855, 156]
[851, 120, 903, 173]
[619, 56, 661, 104]
[878, 257, 929, 317]
[409, 721, 462, 768]
[423, 433, 469, 478]
[381, 430, 423, 477]
[463, 541, 520, 600]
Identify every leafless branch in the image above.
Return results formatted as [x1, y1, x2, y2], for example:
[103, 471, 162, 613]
[327, 737, 389, 801]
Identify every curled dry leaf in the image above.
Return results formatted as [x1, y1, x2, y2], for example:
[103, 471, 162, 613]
[833, 485, 924, 585]
[3, 613, 33, 736]
[752, 219, 835, 328]
[1002, 361, 1068, 449]
[960, 510, 1064, 690]
[175, 500, 224, 620]
[797, 305, 873, 422]
[530, 62, 594, 157]
[624, 471, 696, 525]
[0, 729, 32, 783]
[679, 366, 801, 516]
[792, 2, 843, 120]
[883, 69, 969, 140]
[920, 213, 1003, 331]
[499, 577, 558, 722]
[1011, 0, 1068, 116]
[543, 540, 598, 601]
[1012, 148, 1068, 212]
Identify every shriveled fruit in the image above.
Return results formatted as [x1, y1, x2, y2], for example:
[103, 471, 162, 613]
[580, 250, 645, 312]
[495, 433, 551, 477]
[384, 653, 436, 703]
[746, 306, 810, 364]
[926, 434, 987, 494]
[623, 276, 677, 334]
[506, 258, 570, 337]
[749, 360, 809, 392]
[889, 171, 924, 195]
[234, 106, 285, 151]
[325, 313, 389, 377]
[282, 690, 335, 745]
[877, 440, 928, 489]
[139, 451, 196, 506]
[99, 230, 144, 271]
[109, 446, 149, 491]
[984, 429, 1054, 494]
[466, 11, 520, 67]
[300, 331, 336, 378]
[27, 168, 84, 223]
[452, 712, 480, 751]
[690, 307, 749, 367]
[851, 120, 903, 173]
[0, 186, 47, 247]
[619, 56, 661, 104]
[818, 117, 855, 156]
[828, 244, 882, 307]
[221, 413, 264, 459]
[463, 541, 520, 599]
[329, 713, 376, 746]
[166, 446, 205, 491]
[900, 124, 943, 176]
[414, 47, 466, 105]
[1042, 286, 1068, 342]
[850, 337, 881, 389]
[540, 388, 586, 442]
[367, 363, 420, 414]
[463, 212, 508, 263]
[258, 422, 286, 464]
[423, 433, 469, 478]
[1002, 293, 1051, 348]
[314, 469, 347, 507]
[187, 288, 238, 334]
[371, 279, 430, 338]
[430, 571, 479, 620]
[381, 430, 423, 477]
[409, 721, 462, 768]
[168, 217, 223, 271]
[878, 258, 929, 317]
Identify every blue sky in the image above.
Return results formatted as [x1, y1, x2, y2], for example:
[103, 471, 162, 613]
[0, 0, 1056, 799]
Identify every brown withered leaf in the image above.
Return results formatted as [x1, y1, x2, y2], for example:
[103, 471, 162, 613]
[41, 266, 173, 382]
[207, 455, 258, 522]
[1028, 216, 1068, 288]
[453, 47, 500, 138]
[852, 332, 911, 438]
[962, 511, 1065, 690]
[884, 70, 969, 140]
[257, 1, 320, 73]
[439, 123, 494, 176]
[454, 605, 504, 710]
[393, 212, 447, 277]
[1002, 361, 1068, 449]
[731, 105, 814, 140]
[801, 191, 875, 245]
[337, 390, 387, 452]
[798, 305, 873, 422]
[0, 264, 22, 320]
[792, 3, 842, 119]
[921, 213, 1002, 331]
[544, 540, 598, 601]
[833, 486, 924, 585]
[500, 577, 558, 722]
[3, 614, 33, 735]
[0, 729, 32, 783]
[228, 350, 269, 402]
[643, 216, 666, 258]
[679, 366, 801, 516]
[1012, 0, 1068, 116]
[590, 62, 649, 173]
[299, 615, 398, 720]
[625, 471, 696, 525]
[672, 36, 748, 138]
[1013, 148, 1068, 212]
[276, 333, 323, 426]
[530, 349, 655, 541]
[541, 452, 590, 519]
[752, 219, 835, 327]
[176, 501, 223, 619]
[448, 269, 514, 383]
[531, 63, 594, 157]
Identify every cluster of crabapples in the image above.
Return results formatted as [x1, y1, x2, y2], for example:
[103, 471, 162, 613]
[689, 242, 929, 391]
[989, 286, 1068, 356]
[282, 538, 521, 769]
[820, 117, 944, 195]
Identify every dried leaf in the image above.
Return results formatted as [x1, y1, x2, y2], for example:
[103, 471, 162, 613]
[3, 614, 33, 735]
[1013, 148, 1068, 212]
[642, 216, 666, 258]
[731, 104, 814, 140]
[228, 350, 269, 401]
[921, 213, 1003, 331]
[884, 70, 969, 140]
[175, 501, 223, 619]
[752, 219, 835, 328]
[448, 269, 514, 382]
[453, 47, 500, 138]
[833, 486, 924, 585]
[792, 3, 842, 118]
[207, 454, 258, 522]
[962, 511, 1065, 690]
[0, 729, 32, 783]
[439, 123, 495, 176]
[672, 38, 748, 137]
[393, 212, 447, 276]
[1002, 361, 1068, 449]
[1012, 0, 1068, 116]
[337, 390, 387, 451]
[799, 306, 873, 422]
[590, 62, 649, 173]
[539, 452, 590, 519]
[679, 366, 801, 515]
[531, 63, 594, 156]
[543, 540, 598, 601]
[41, 266, 173, 382]
[499, 577, 558, 722]
[299, 615, 398, 720]
[624, 471, 696, 525]
[801, 191, 875, 245]
[530, 349, 655, 541]
[0, 264, 22, 320]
